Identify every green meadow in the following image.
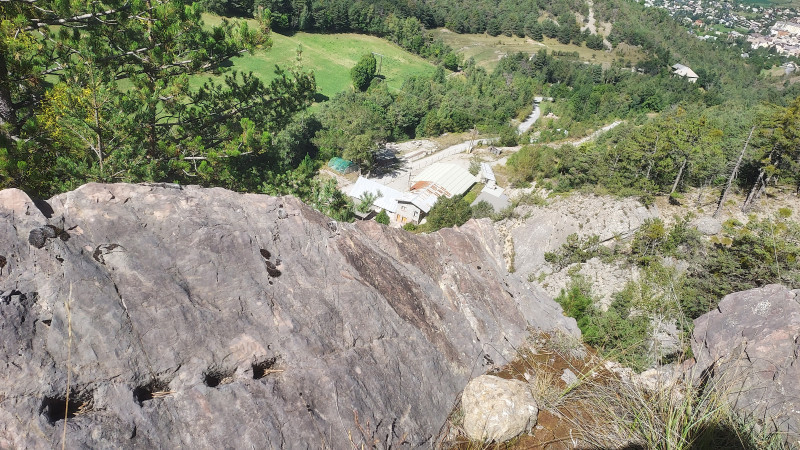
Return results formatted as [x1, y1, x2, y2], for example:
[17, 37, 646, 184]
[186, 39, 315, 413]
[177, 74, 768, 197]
[198, 14, 438, 101]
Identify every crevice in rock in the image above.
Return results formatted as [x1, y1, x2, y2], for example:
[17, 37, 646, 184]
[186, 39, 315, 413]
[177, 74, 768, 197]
[252, 357, 279, 380]
[28, 225, 69, 248]
[31, 198, 54, 218]
[265, 260, 281, 277]
[92, 244, 121, 265]
[204, 367, 235, 388]
[40, 390, 93, 424]
[133, 378, 171, 406]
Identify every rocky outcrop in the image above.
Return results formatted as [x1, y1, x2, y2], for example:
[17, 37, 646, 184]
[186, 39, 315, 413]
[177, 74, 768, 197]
[0, 183, 576, 449]
[504, 194, 656, 305]
[461, 375, 538, 443]
[509, 194, 656, 278]
[691, 284, 800, 446]
[690, 216, 722, 236]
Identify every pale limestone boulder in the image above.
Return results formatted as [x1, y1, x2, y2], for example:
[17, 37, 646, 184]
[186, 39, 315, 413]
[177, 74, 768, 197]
[690, 216, 722, 235]
[462, 375, 538, 442]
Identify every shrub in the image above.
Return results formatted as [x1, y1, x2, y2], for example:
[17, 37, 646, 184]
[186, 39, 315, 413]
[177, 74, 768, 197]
[544, 233, 611, 271]
[426, 195, 472, 231]
[471, 200, 494, 219]
[375, 209, 389, 225]
[350, 54, 377, 91]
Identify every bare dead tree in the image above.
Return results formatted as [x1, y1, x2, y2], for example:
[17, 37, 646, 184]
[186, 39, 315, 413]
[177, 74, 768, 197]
[714, 125, 755, 218]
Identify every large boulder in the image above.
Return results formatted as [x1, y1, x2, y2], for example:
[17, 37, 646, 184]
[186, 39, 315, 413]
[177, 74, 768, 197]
[690, 216, 722, 236]
[0, 183, 576, 449]
[691, 284, 800, 446]
[461, 375, 538, 442]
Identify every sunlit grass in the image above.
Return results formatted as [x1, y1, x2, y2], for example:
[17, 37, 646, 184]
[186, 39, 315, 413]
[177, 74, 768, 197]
[197, 14, 438, 101]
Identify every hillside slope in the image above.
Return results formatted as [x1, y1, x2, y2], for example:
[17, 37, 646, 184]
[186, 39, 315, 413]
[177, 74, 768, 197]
[0, 183, 576, 448]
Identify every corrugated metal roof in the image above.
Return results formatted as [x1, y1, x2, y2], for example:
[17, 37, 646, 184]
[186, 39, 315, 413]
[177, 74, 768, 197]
[347, 176, 403, 213]
[412, 163, 476, 198]
[398, 189, 438, 213]
[479, 163, 496, 182]
[672, 63, 698, 79]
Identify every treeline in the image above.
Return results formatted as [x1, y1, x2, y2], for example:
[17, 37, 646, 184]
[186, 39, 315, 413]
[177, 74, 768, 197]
[203, 0, 603, 65]
[204, 0, 462, 68]
[508, 99, 800, 209]
[208, 0, 585, 37]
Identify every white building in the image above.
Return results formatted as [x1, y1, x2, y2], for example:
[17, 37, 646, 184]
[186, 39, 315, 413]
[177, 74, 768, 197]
[347, 176, 404, 216]
[395, 163, 477, 225]
[672, 63, 699, 83]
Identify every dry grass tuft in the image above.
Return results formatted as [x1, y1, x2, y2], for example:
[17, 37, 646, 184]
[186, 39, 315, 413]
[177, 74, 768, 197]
[439, 330, 791, 449]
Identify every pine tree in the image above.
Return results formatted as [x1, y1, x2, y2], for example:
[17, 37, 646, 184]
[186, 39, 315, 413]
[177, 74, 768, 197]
[1, 0, 315, 194]
[350, 53, 377, 91]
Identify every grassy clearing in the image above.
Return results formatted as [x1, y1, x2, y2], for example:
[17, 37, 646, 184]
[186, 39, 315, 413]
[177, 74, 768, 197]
[430, 29, 644, 71]
[198, 14, 437, 100]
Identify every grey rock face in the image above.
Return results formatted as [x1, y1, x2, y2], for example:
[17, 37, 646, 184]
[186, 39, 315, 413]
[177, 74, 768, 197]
[691, 284, 800, 447]
[461, 375, 538, 442]
[0, 184, 576, 449]
[690, 216, 722, 235]
[509, 194, 657, 278]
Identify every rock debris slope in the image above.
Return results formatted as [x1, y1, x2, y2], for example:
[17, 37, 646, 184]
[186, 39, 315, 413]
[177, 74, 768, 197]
[0, 183, 576, 449]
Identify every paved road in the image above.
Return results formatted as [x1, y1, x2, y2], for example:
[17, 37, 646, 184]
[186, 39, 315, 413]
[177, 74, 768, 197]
[571, 120, 623, 146]
[517, 101, 541, 135]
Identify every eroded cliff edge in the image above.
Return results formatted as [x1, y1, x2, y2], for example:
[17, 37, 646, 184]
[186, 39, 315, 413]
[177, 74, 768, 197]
[0, 183, 576, 448]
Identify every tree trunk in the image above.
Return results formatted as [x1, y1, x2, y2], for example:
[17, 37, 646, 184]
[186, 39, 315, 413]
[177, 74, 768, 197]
[714, 125, 754, 218]
[743, 174, 772, 213]
[0, 54, 17, 138]
[645, 132, 659, 180]
[670, 157, 687, 196]
[742, 148, 776, 212]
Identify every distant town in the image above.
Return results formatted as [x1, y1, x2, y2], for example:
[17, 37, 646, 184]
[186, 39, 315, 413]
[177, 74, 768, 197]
[643, 0, 800, 58]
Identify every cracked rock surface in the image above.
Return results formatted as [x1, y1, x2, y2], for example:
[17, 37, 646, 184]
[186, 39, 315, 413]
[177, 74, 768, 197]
[691, 284, 800, 446]
[0, 183, 576, 449]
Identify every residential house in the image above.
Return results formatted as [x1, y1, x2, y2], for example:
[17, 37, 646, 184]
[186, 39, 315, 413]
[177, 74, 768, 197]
[395, 163, 477, 224]
[347, 176, 404, 218]
[671, 63, 699, 83]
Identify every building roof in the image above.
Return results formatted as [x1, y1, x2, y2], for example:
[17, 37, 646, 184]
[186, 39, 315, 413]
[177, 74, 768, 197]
[412, 163, 477, 198]
[471, 192, 510, 213]
[671, 63, 699, 79]
[328, 157, 355, 173]
[398, 189, 439, 213]
[479, 163, 496, 183]
[471, 185, 510, 212]
[347, 176, 404, 213]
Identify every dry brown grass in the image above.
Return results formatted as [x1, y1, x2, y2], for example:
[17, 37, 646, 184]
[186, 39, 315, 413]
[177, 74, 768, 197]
[439, 330, 791, 450]
[430, 30, 645, 71]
